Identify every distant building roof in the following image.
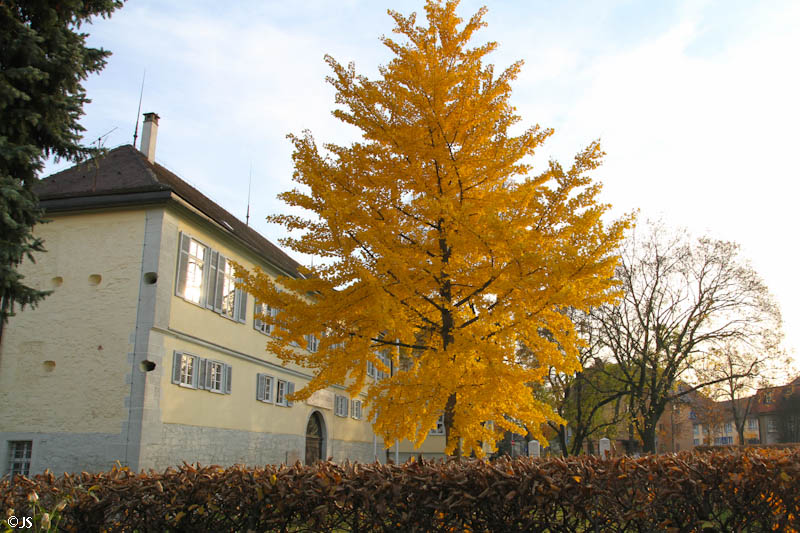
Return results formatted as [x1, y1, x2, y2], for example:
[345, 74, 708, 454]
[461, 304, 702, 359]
[34, 145, 302, 278]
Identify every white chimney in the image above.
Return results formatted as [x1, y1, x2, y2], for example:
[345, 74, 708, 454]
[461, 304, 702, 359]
[140, 112, 160, 163]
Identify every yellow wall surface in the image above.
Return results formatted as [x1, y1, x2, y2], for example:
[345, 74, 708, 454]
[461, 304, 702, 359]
[158, 210, 377, 446]
[0, 210, 145, 434]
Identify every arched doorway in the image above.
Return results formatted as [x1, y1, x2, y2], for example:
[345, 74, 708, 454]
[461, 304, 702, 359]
[305, 411, 326, 465]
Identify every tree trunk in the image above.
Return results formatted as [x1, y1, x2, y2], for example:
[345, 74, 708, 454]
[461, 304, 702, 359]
[444, 393, 461, 458]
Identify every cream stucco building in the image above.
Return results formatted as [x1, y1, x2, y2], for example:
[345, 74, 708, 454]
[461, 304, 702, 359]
[0, 114, 445, 476]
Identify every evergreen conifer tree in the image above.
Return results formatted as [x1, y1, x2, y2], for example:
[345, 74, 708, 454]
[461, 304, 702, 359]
[0, 0, 122, 340]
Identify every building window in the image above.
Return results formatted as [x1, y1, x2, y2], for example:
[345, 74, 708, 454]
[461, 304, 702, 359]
[767, 418, 778, 432]
[714, 436, 733, 445]
[275, 379, 294, 407]
[693, 438, 700, 446]
[8, 441, 32, 477]
[207, 361, 224, 393]
[724, 422, 732, 435]
[430, 414, 445, 436]
[763, 391, 773, 404]
[351, 399, 363, 420]
[748, 418, 758, 431]
[254, 302, 279, 335]
[171, 352, 232, 394]
[176, 235, 207, 304]
[306, 334, 319, 353]
[367, 361, 376, 378]
[693, 424, 700, 436]
[376, 351, 391, 380]
[335, 395, 349, 417]
[175, 233, 246, 322]
[256, 374, 274, 403]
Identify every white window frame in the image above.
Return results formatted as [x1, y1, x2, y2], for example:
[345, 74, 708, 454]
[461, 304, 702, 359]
[306, 334, 319, 353]
[207, 360, 224, 393]
[176, 235, 208, 305]
[767, 418, 779, 432]
[747, 418, 758, 431]
[171, 351, 231, 394]
[724, 422, 733, 435]
[335, 395, 349, 417]
[429, 414, 445, 436]
[254, 302, 279, 335]
[351, 399, 362, 420]
[693, 424, 700, 436]
[175, 232, 246, 323]
[256, 373, 274, 403]
[275, 379, 294, 407]
[7, 441, 32, 477]
[367, 361, 376, 378]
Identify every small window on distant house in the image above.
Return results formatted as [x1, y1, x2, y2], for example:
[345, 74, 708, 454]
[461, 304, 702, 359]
[367, 361, 376, 378]
[7, 441, 32, 477]
[724, 422, 732, 435]
[430, 415, 445, 436]
[693, 424, 700, 436]
[767, 418, 778, 432]
[748, 418, 758, 431]
[763, 391, 773, 404]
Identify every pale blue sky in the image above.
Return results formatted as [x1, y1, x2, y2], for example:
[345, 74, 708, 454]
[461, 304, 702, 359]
[44, 0, 800, 362]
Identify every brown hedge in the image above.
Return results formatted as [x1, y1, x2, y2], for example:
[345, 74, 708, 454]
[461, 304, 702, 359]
[1, 448, 798, 532]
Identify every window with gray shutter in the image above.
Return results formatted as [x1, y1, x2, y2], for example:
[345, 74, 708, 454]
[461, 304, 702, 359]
[224, 364, 232, 394]
[199, 358, 209, 390]
[257, 373, 266, 401]
[205, 250, 219, 311]
[235, 284, 247, 323]
[172, 351, 182, 384]
[176, 233, 190, 298]
[287, 381, 295, 407]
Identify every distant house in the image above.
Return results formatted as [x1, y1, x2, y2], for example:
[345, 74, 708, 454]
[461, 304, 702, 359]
[753, 376, 800, 444]
[0, 113, 446, 476]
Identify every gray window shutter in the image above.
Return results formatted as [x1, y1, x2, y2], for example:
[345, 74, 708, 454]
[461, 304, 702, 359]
[254, 303, 263, 331]
[172, 351, 182, 384]
[176, 233, 190, 298]
[287, 381, 295, 407]
[236, 284, 247, 323]
[214, 255, 226, 312]
[201, 359, 211, 390]
[256, 373, 265, 401]
[190, 355, 199, 388]
[205, 250, 219, 310]
[351, 399, 357, 418]
[225, 364, 232, 394]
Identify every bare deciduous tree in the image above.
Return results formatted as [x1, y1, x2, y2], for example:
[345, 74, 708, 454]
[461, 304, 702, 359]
[594, 221, 782, 452]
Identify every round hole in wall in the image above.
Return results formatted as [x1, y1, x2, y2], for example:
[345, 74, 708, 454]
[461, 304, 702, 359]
[139, 360, 156, 372]
[143, 271, 158, 285]
[43, 360, 56, 371]
[51, 276, 63, 288]
[88, 274, 102, 286]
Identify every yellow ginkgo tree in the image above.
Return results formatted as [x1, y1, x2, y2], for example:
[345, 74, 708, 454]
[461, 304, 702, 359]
[237, 0, 631, 457]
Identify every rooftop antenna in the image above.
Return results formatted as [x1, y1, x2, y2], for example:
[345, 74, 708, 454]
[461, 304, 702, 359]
[94, 127, 118, 149]
[132, 69, 146, 148]
[246, 163, 253, 226]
